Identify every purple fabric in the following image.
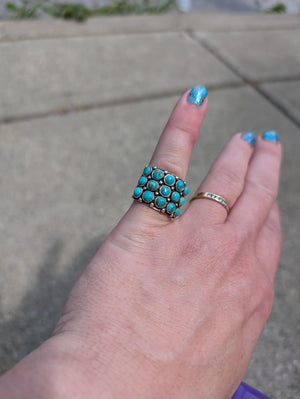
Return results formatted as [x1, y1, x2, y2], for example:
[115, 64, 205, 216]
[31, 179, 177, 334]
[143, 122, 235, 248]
[231, 382, 271, 399]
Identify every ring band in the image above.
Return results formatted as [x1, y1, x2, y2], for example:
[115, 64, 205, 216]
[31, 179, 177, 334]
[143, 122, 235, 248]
[132, 166, 189, 218]
[190, 192, 230, 214]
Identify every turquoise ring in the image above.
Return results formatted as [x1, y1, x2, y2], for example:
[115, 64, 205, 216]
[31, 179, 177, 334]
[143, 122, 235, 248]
[132, 166, 189, 218]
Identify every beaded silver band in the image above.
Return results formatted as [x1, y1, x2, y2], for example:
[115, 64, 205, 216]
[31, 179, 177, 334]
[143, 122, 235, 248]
[132, 166, 189, 218]
[190, 191, 230, 214]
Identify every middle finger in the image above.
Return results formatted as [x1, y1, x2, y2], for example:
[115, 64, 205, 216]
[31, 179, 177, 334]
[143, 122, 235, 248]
[228, 133, 282, 236]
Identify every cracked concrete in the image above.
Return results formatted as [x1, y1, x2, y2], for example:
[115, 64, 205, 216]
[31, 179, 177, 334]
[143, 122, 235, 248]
[0, 13, 299, 399]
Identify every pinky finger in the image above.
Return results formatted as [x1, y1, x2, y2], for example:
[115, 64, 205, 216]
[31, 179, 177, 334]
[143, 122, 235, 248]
[256, 202, 282, 281]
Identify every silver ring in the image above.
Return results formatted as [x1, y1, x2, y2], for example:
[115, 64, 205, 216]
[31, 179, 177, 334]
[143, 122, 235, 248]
[190, 191, 230, 214]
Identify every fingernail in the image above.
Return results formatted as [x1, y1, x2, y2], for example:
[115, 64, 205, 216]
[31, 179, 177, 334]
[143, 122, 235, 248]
[242, 132, 256, 147]
[262, 130, 279, 144]
[188, 85, 207, 106]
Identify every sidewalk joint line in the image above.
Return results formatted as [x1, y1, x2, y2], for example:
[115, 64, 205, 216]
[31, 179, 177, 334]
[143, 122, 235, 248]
[2, 25, 300, 44]
[188, 31, 300, 129]
[0, 29, 181, 44]
[246, 75, 300, 85]
[0, 82, 244, 126]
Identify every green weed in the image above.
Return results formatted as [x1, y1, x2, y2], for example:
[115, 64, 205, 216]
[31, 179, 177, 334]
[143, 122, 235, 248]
[6, 0, 177, 21]
[266, 2, 287, 13]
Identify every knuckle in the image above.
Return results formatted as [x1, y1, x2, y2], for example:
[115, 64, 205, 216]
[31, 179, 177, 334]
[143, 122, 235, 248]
[156, 144, 187, 178]
[233, 262, 256, 296]
[225, 253, 257, 302]
[243, 269, 274, 318]
[247, 177, 277, 203]
[206, 227, 248, 276]
[224, 226, 248, 252]
[180, 235, 204, 263]
[255, 276, 274, 319]
[222, 264, 256, 321]
[171, 123, 198, 146]
[108, 221, 162, 256]
[161, 155, 185, 178]
[266, 205, 282, 241]
[213, 165, 244, 197]
[231, 227, 247, 247]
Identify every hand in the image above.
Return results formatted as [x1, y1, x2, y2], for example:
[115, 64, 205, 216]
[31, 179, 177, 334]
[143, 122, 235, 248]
[0, 87, 282, 399]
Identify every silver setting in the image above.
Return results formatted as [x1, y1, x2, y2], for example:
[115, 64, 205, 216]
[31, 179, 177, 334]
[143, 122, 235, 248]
[190, 191, 230, 214]
[132, 165, 188, 218]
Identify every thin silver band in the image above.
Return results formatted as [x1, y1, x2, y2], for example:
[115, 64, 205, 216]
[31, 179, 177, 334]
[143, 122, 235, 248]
[190, 191, 230, 214]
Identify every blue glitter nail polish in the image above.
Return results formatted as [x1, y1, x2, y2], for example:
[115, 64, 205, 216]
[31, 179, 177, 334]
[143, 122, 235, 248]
[188, 85, 207, 106]
[242, 132, 256, 147]
[262, 131, 279, 144]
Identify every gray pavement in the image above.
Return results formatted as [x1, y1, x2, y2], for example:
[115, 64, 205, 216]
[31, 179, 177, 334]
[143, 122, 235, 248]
[0, 13, 299, 399]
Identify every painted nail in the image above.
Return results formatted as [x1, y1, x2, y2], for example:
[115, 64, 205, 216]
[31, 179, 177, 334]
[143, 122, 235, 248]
[262, 130, 279, 144]
[188, 85, 207, 106]
[242, 132, 256, 147]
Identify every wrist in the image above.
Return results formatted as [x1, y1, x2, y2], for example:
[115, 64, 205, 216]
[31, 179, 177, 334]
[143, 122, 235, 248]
[0, 337, 111, 399]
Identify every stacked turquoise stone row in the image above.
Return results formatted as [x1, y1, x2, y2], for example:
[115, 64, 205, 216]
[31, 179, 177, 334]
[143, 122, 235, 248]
[132, 166, 189, 218]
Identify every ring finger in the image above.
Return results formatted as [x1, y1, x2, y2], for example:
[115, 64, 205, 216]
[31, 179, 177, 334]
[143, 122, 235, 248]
[186, 132, 256, 225]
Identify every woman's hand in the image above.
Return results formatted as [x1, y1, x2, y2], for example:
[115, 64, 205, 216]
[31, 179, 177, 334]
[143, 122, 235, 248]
[0, 87, 282, 399]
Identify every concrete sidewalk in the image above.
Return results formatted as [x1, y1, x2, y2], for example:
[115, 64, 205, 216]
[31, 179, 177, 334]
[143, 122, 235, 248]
[0, 13, 299, 398]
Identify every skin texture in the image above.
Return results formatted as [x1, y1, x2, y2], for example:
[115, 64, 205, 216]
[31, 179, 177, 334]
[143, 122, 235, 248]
[0, 89, 282, 399]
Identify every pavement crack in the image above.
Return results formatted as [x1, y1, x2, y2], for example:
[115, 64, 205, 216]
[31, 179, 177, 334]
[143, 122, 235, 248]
[187, 31, 300, 130]
[0, 83, 244, 126]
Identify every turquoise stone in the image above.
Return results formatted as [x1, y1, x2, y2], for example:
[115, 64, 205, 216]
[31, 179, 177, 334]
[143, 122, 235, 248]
[180, 197, 185, 206]
[152, 169, 164, 181]
[184, 186, 190, 196]
[160, 185, 171, 197]
[175, 208, 180, 217]
[176, 180, 185, 192]
[155, 196, 166, 208]
[147, 180, 159, 191]
[165, 174, 175, 186]
[133, 187, 142, 198]
[166, 202, 176, 214]
[171, 191, 180, 203]
[143, 166, 152, 176]
[142, 191, 154, 203]
[138, 176, 147, 186]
